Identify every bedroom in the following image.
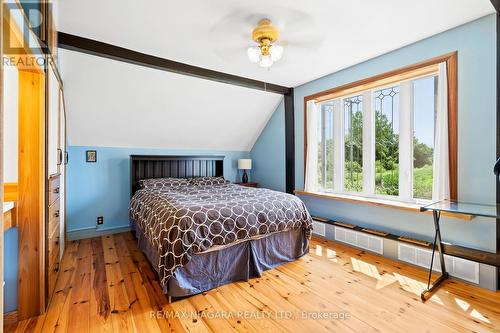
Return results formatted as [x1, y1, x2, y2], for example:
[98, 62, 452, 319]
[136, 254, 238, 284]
[1, 0, 500, 332]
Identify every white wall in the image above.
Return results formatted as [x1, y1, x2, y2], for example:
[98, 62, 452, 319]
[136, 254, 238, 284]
[3, 65, 18, 182]
[58, 49, 282, 152]
[56, 0, 494, 87]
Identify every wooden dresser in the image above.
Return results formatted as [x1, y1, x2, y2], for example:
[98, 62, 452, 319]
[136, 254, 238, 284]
[47, 174, 61, 297]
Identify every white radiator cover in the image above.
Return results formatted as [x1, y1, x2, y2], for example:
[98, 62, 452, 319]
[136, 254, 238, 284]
[334, 227, 383, 255]
[398, 243, 479, 284]
[312, 220, 326, 237]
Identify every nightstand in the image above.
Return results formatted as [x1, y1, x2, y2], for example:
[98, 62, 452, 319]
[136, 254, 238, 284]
[235, 182, 258, 188]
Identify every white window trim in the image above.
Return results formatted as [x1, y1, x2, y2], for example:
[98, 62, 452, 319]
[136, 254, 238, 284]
[315, 72, 439, 205]
[362, 90, 375, 196]
[320, 106, 327, 189]
[398, 81, 413, 202]
[333, 99, 344, 193]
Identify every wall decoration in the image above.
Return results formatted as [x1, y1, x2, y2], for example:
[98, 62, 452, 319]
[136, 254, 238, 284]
[86, 150, 97, 162]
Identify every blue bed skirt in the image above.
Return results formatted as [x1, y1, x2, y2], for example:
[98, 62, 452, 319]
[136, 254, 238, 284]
[132, 222, 309, 298]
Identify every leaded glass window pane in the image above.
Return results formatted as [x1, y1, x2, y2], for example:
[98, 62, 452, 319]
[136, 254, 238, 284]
[317, 103, 334, 190]
[344, 95, 363, 192]
[375, 86, 399, 196]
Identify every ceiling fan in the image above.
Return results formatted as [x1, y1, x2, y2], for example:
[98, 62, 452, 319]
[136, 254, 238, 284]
[208, 7, 325, 70]
[247, 19, 284, 68]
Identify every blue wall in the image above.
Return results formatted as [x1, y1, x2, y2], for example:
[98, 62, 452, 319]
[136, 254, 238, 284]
[250, 99, 285, 192]
[3, 227, 18, 312]
[254, 15, 497, 251]
[67, 146, 250, 238]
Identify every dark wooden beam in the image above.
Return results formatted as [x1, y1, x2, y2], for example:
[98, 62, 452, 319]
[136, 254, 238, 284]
[58, 32, 297, 194]
[491, 0, 500, 13]
[284, 90, 295, 194]
[57, 32, 291, 95]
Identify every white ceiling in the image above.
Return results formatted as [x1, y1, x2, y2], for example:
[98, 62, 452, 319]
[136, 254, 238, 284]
[59, 49, 282, 151]
[56, 0, 495, 87]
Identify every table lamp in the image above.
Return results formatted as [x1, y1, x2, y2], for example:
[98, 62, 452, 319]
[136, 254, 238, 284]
[238, 159, 252, 183]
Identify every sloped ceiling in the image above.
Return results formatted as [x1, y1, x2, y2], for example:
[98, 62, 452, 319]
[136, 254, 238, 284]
[56, 0, 495, 87]
[59, 49, 282, 151]
[57, 0, 495, 152]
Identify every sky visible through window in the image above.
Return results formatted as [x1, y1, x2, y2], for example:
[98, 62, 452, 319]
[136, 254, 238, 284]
[413, 76, 436, 149]
[316, 77, 435, 146]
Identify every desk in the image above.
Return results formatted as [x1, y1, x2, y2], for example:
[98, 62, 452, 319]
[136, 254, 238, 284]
[420, 200, 499, 301]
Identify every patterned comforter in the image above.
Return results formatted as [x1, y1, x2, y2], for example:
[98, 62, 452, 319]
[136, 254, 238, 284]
[129, 182, 313, 286]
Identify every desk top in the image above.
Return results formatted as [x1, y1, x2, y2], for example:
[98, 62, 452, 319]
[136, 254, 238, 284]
[421, 200, 500, 219]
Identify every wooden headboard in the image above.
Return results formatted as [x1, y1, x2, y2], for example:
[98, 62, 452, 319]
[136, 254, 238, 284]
[130, 155, 224, 196]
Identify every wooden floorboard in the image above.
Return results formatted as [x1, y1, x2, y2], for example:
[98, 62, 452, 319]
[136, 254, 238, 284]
[5, 232, 500, 333]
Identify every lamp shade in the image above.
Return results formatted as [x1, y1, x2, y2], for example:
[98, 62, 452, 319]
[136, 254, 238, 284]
[238, 159, 252, 170]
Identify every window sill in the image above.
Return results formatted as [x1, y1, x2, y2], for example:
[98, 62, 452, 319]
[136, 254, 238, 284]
[294, 190, 475, 221]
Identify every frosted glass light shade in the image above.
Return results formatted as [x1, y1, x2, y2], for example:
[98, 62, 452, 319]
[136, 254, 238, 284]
[259, 55, 273, 68]
[247, 47, 261, 63]
[238, 159, 252, 170]
[270, 44, 283, 61]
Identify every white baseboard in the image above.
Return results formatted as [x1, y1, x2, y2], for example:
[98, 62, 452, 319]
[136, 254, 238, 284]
[67, 224, 131, 240]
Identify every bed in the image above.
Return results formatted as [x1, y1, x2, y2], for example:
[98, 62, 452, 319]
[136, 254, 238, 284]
[128, 155, 312, 300]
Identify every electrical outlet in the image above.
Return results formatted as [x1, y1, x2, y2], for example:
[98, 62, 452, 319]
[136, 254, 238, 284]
[97, 216, 104, 225]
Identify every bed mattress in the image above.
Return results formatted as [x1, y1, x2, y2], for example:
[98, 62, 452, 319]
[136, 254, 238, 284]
[129, 182, 313, 290]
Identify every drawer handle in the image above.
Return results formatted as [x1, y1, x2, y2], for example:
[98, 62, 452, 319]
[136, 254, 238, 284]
[54, 262, 60, 272]
[54, 210, 60, 218]
[53, 187, 60, 194]
[57, 149, 63, 166]
[55, 236, 59, 246]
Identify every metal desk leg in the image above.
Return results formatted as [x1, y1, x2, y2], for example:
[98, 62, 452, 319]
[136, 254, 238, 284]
[421, 211, 449, 301]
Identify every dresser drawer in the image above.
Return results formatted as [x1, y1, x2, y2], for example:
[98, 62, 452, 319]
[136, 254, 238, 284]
[47, 256, 60, 297]
[48, 199, 60, 236]
[48, 176, 60, 206]
[47, 224, 60, 297]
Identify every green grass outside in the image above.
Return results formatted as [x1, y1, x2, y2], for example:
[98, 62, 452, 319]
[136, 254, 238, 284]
[321, 164, 433, 200]
[412, 164, 433, 200]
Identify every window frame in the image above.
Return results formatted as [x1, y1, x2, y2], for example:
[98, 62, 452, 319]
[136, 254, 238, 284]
[303, 52, 458, 202]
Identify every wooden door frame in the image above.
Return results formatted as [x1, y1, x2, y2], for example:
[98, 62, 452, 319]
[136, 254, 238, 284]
[17, 66, 46, 320]
[4, 2, 47, 319]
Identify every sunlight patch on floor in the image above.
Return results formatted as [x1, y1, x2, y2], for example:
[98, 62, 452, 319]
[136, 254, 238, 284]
[454, 298, 470, 311]
[375, 274, 397, 290]
[454, 298, 490, 323]
[349, 257, 397, 290]
[393, 272, 444, 305]
[470, 309, 490, 323]
[326, 248, 338, 263]
[351, 257, 381, 280]
[315, 245, 323, 256]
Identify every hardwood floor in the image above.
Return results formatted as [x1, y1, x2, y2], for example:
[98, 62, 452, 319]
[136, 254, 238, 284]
[5, 232, 500, 332]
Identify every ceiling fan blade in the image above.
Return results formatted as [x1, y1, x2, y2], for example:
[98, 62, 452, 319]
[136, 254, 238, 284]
[280, 35, 325, 50]
[208, 5, 326, 60]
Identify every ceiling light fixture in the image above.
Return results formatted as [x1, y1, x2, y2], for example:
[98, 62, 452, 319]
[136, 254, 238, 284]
[247, 19, 283, 69]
